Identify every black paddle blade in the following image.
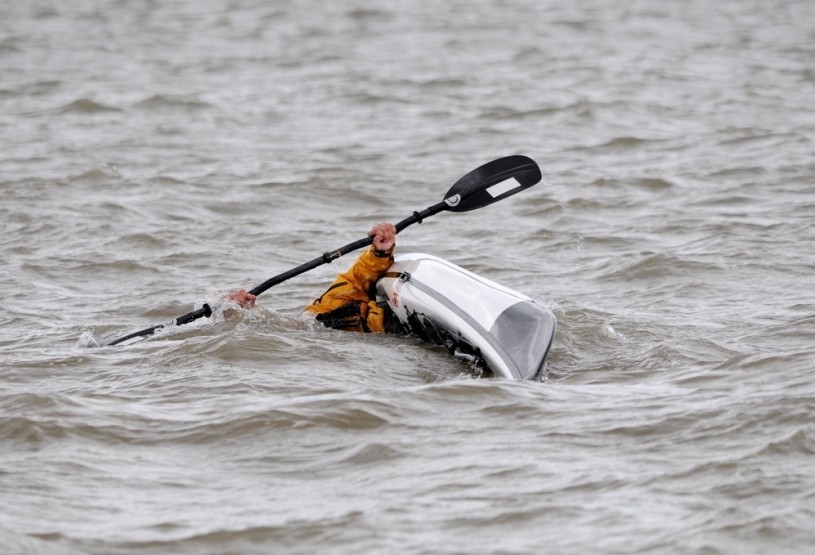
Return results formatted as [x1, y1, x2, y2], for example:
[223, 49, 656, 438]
[442, 155, 541, 213]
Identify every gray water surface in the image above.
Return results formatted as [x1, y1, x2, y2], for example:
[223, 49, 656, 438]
[2, 1, 815, 553]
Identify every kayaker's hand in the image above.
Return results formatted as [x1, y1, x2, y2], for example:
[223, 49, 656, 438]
[226, 288, 256, 309]
[369, 222, 397, 252]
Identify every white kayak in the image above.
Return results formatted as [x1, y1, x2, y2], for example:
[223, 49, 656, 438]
[375, 253, 556, 380]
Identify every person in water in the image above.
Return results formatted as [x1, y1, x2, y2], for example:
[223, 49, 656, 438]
[226, 222, 400, 332]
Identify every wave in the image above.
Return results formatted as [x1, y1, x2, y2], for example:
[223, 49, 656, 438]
[0, 389, 400, 446]
[576, 136, 661, 152]
[345, 8, 393, 21]
[68, 164, 122, 182]
[478, 105, 562, 120]
[102, 513, 371, 555]
[0, 524, 86, 555]
[133, 94, 213, 111]
[755, 429, 815, 456]
[589, 175, 675, 191]
[598, 251, 724, 281]
[0, 36, 23, 53]
[58, 98, 121, 114]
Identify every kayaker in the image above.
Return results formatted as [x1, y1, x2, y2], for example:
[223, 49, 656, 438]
[226, 222, 400, 332]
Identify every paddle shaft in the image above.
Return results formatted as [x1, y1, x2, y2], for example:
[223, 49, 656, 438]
[249, 202, 443, 296]
[104, 202, 444, 346]
[104, 304, 213, 346]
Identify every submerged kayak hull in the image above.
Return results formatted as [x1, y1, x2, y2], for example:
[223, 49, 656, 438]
[375, 253, 556, 380]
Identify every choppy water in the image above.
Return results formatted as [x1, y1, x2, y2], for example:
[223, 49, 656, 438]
[3, 0, 815, 553]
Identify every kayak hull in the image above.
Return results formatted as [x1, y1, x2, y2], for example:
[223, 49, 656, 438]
[375, 253, 556, 380]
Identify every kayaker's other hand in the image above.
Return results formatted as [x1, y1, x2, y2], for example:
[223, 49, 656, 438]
[369, 222, 397, 252]
[226, 288, 256, 309]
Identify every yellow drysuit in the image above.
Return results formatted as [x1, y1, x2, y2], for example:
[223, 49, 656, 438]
[305, 245, 394, 332]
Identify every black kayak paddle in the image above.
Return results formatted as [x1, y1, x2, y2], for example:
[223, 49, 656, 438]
[104, 155, 542, 346]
